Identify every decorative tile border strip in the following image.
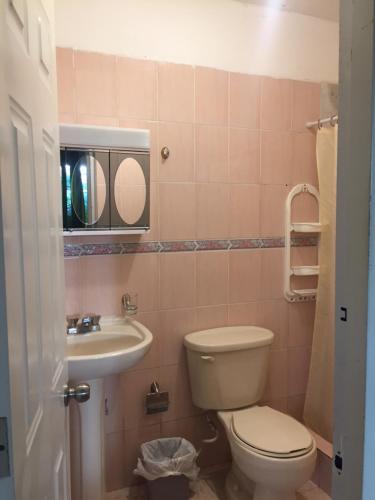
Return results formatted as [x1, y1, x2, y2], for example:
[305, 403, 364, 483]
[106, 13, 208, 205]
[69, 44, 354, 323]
[64, 236, 318, 258]
[80, 243, 123, 256]
[161, 241, 197, 252]
[229, 238, 285, 250]
[196, 239, 230, 251]
[122, 242, 162, 254]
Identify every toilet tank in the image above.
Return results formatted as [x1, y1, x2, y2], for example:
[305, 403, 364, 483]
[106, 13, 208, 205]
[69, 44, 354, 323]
[184, 326, 274, 410]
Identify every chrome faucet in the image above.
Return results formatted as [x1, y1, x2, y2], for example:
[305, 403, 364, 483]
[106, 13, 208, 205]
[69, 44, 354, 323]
[66, 314, 101, 335]
[122, 293, 138, 316]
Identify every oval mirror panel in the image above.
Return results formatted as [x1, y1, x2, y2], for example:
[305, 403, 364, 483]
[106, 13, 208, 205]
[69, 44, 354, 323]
[71, 154, 106, 225]
[114, 158, 146, 224]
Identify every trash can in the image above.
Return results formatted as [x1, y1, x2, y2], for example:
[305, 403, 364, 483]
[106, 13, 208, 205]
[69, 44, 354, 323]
[134, 437, 199, 500]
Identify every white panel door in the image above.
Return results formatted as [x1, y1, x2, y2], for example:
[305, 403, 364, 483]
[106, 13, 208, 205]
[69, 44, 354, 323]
[0, 0, 69, 499]
[334, 0, 374, 499]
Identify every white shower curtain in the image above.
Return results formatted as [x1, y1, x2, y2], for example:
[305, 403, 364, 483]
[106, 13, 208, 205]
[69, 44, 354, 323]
[303, 125, 337, 442]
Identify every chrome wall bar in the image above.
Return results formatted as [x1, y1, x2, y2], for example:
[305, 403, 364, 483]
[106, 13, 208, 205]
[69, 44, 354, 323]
[306, 114, 339, 129]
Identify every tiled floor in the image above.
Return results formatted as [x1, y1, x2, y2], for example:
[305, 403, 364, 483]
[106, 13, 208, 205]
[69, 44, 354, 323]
[106, 478, 331, 500]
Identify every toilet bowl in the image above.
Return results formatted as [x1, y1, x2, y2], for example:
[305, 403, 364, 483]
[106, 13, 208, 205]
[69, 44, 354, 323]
[219, 407, 317, 500]
[184, 326, 317, 500]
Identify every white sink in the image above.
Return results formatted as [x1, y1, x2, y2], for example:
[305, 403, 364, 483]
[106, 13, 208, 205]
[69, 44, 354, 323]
[67, 317, 153, 500]
[67, 317, 153, 381]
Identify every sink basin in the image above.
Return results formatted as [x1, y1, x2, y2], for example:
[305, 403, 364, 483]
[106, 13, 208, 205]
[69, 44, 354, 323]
[67, 317, 153, 500]
[67, 317, 153, 381]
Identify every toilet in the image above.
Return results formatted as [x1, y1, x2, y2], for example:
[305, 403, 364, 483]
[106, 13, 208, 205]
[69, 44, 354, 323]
[184, 326, 317, 500]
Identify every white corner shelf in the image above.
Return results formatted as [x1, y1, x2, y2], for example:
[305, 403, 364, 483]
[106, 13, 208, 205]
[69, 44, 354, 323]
[284, 183, 320, 303]
[291, 222, 322, 233]
[291, 265, 320, 277]
[292, 289, 318, 302]
[293, 288, 317, 295]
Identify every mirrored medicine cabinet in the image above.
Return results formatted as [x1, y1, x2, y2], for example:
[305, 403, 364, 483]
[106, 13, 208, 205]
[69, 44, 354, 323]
[60, 124, 150, 235]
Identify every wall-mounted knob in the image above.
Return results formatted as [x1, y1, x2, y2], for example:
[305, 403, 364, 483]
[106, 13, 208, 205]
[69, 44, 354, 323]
[161, 146, 170, 160]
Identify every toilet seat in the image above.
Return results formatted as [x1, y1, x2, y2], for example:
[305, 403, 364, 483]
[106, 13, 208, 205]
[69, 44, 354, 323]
[231, 406, 313, 459]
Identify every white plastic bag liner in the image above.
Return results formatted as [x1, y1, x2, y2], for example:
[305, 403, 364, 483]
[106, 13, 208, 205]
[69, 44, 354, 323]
[134, 438, 200, 481]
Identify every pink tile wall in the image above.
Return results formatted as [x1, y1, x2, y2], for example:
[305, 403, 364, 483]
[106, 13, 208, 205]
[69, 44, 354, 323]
[312, 450, 333, 496]
[58, 48, 320, 491]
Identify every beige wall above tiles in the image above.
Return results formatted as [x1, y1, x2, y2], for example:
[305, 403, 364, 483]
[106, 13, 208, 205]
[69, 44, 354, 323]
[55, 0, 339, 83]
[59, 48, 320, 491]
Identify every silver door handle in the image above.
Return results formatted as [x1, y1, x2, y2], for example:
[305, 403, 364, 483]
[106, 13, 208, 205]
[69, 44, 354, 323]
[64, 383, 90, 407]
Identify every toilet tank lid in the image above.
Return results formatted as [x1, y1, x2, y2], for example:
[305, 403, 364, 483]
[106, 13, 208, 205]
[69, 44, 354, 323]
[184, 326, 274, 353]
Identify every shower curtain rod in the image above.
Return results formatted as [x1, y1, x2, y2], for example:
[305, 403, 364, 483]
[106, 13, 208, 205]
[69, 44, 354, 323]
[306, 114, 338, 129]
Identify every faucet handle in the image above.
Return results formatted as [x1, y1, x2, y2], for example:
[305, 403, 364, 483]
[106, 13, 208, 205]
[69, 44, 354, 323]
[91, 314, 101, 326]
[66, 314, 80, 335]
[66, 314, 80, 328]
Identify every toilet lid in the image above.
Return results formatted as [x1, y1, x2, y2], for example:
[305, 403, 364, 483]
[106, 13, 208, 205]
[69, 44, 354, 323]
[232, 406, 313, 457]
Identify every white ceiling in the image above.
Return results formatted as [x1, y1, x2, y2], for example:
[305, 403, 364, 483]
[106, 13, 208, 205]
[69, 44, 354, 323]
[238, 0, 339, 22]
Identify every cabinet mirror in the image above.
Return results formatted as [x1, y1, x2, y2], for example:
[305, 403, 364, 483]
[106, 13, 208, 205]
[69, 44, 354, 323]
[60, 124, 150, 235]
[71, 154, 107, 225]
[114, 158, 146, 225]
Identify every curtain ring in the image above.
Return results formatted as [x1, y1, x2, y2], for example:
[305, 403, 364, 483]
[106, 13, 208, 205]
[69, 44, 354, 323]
[317, 119, 322, 130]
[330, 115, 336, 127]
